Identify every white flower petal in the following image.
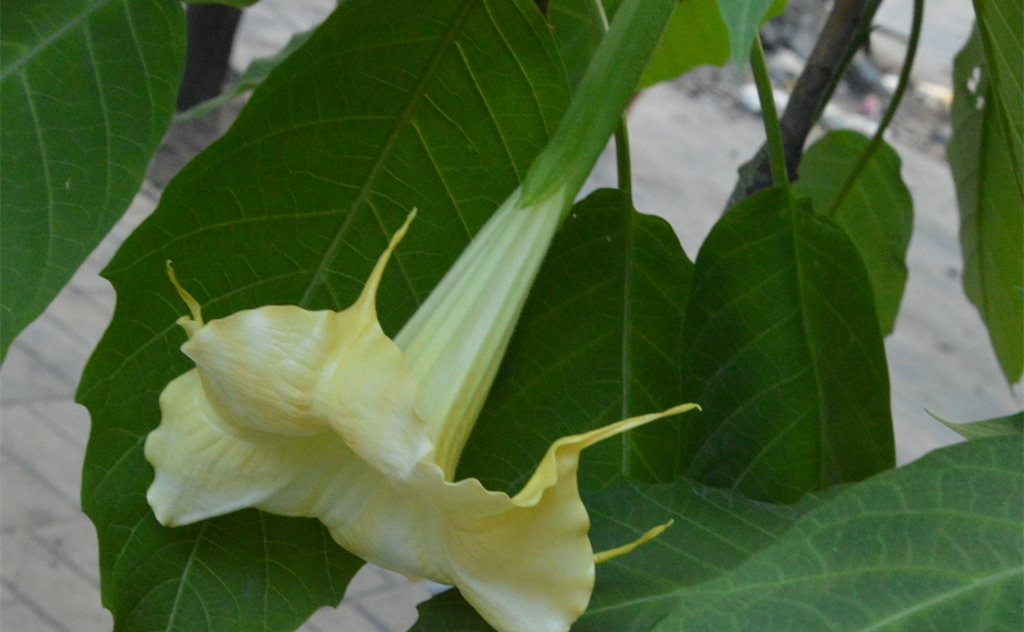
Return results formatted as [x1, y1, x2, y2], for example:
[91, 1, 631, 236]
[146, 369, 349, 526]
[181, 302, 432, 480]
[437, 404, 698, 632]
[147, 205, 699, 632]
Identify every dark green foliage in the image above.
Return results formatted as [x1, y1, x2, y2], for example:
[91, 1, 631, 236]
[948, 23, 1024, 384]
[1, 0, 185, 358]
[678, 188, 894, 503]
[458, 189, 694, 492]
[796, 131, 914, 336]
[77, 1, 569, 629]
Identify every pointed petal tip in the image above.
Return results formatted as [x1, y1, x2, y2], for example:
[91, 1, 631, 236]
[357, 208, 419, 313]
[573, 402, 701, 452]
[165, 260, 204, 330]
[593, 518, 674, 564]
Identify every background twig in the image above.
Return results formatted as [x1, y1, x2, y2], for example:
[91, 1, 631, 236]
[727, 0, 872, 207]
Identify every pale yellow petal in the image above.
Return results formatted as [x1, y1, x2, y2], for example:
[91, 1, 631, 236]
[315, 310, 433, 480]
[181, 304, 431, 480]
[149, 208, 697, 632]
[149, 368, 697, 632]
[147, 368, 445, 580]
[514, 403, 700, 506]
[441, 466, 592, 632]
[436, 404, 699, 632]
[167, 210, 430, 479]
[182, 306, 339, 440]
[146, 369, 353, 526]
[315, 461, 455, 582]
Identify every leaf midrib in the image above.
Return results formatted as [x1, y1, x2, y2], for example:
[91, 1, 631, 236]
[1, 0, 119, 80]
[789, 203, 830, 491]
[298, 0, 481, 307]
[163, 521, 208, 632]
[589, 547, 1022, 622]
[619, 207, 635, 475]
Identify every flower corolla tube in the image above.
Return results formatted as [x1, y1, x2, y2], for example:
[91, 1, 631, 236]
[145, 187, 697, 632]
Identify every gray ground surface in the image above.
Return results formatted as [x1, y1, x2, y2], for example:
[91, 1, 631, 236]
[3, 1, 1020, 631]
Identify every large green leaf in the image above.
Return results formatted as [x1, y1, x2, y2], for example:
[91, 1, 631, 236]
[716, 0, 784, 66]
[638, 0, 731, 88]
[412, 478, 827, 631]
[0, 0, 185, 360]
[928, 409, 1023, 440]
[547, 0, 624, 91]
[795, 130, 914, 336]
[177, 28, 314, 120]
[456, 188, 694, 493]
[949, 25, 1024, 384]
[576, 479, 826, 631]
[650, 437, 1023, 631]
[414, 437, 1022, 632]
[973, 0, 1023, 189]
[76, 1, 569, 630]
[678, 188, 894, 503]
[547, 0, 733, 92]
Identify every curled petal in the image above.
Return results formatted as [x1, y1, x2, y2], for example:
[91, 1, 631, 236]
[319, 404, 699, 632]
[438, 403, 699, 632]
[166, 211, 431, 480]
[149, 364, 696, 632]
[148, 207, 699, 632]
[182, 305, 432, 480]
[183, 307, 343, 440]
[148, 369, 417, 539]
[146, 370, 352, 526]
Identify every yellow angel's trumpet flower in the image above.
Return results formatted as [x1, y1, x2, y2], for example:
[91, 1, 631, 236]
[146, 2, 689, 629]
[147, 197, 697, 632]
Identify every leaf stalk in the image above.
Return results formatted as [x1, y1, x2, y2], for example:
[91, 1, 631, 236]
[826, 0, 923, 216]
[750, 37, 790, 191]
[615, 119, 633, 200]
[519, 0, 676, 210]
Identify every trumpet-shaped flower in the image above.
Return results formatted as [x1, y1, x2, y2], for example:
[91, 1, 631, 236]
[146, 3, 691, 629]
[147, 190, 696, 632]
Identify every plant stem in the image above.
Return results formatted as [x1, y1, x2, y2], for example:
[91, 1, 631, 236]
[727, 0, 871, 206]
[588, 0, 610, 30]
[615, 120, 633, 199]
[519, 0, 676, 211]
[395, 187, 566, 477]
[750, 37, 789, 191]
[394, 0, 678, 471]
[778, 0, 870, 172]
[826, 0, 922, 216]
[588, 0, 633, 202]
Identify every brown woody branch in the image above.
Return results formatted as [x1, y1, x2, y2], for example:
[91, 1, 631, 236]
[727, 0, 871, 207]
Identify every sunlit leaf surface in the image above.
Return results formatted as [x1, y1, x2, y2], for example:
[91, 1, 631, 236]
[949, 25, 1024, 384]
[795, 130, 914, 335]
[0, 0, 184, 359]
[678, 188, 894, 503]
[547, 0, 733, 93]
[77, 1, 568, 629]
[458, 189, 694, 492]
[638, 0, 731, 88]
